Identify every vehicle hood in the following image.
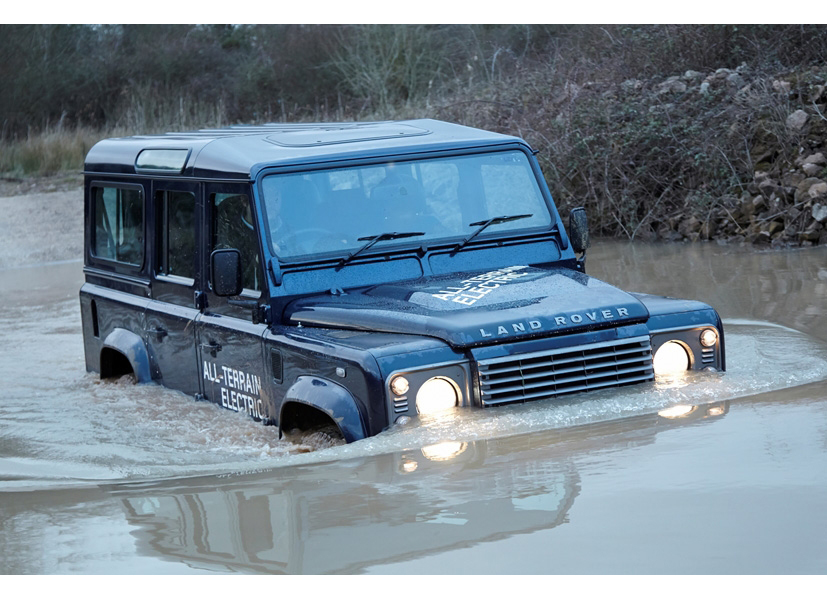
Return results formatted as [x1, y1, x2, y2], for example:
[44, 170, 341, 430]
[284, 265, 649, 347]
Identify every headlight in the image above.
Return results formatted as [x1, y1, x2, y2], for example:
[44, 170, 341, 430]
[390, 375, 409, 396]
[700, 328, 718, 347]
[416, 376, 460, 414]
[653, 341, 690, 376]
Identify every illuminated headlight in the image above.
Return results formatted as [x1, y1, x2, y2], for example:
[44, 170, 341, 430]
[416, 376, 460, 415]
[390, 375, 410, 396]
[700, 328, 718, 348]
[653, 341, 690, 376]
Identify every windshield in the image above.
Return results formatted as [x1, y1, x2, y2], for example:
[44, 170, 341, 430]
[260, 150, 553, 260]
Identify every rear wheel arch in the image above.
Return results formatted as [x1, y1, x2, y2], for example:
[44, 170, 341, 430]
[100, 328, 152, 383]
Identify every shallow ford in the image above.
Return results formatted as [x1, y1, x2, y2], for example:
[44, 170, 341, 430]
[79, 119, 725, 443]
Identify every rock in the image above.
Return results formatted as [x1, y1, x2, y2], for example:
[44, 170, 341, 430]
[679, 216, 702, 237]
[767, 221, 784, 236]
[657, 77, 687, 95]
[699, 82, 711, 95]
[726, 73, 746, 88]
[772, 80, 792, 94]
[750, 231, 771, 245]
[656, 223, 674, 239]
[635, 223, 658, 242]
[739, 194, 755, 217]
[819, 230, 827, 245]
[783, 172, 805, 187]
[778, 186, 795, 202]
[700, 220, 717, 240]
[796, 152, 826, 166]
[787, 109, 809, 131]
[813, 203, 827, 223]
[803, 163, 823, 177]
[752, 195, 767, 212]
[795, 177, 826, 203]
[757, 178, 778, 200]
[808, 182, 827, 199]
[621, 79, 643, 92]
[807, 219, 824, 233]
[683, 70, 704, 80]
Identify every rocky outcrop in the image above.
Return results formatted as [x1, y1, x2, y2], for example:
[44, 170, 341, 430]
[640, 67, 827, 247]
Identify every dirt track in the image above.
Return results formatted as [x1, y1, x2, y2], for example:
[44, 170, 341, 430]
[0, 176, 83, 269]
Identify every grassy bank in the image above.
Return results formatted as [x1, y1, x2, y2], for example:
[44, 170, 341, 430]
[3, 25, 826, 246]
[0, 127, 102, 177]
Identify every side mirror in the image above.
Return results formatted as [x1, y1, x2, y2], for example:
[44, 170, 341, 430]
[211, 248, 243, 297]
[569, 207, 590, 254]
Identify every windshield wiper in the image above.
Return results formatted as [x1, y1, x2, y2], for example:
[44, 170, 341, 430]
[452, 214, 533, 254]
[338, 231, 425, 267]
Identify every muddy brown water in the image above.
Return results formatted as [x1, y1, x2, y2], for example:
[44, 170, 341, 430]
[1, 241, 826, 574]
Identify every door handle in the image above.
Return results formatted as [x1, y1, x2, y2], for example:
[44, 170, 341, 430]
[200, 341, 222, 356]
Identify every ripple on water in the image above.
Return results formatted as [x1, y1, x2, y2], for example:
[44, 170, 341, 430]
[1, 318, 826, 487]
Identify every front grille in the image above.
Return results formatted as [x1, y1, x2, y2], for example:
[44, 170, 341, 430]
[476, 335, 654, 406]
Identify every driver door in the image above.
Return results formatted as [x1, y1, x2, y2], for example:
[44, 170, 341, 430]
[196, 183, 271, 422]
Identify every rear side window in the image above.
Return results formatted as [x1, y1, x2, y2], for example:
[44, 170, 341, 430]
[156, 190, 196, 280]
[92, 185, 144, 266]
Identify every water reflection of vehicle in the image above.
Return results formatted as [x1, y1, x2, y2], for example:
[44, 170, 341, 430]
[110, 401, 728, 574]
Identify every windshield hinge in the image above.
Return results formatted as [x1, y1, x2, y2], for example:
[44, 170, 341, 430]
[269, 258, 283, 286]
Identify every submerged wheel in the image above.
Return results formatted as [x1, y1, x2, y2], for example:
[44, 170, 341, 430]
[280, 401, 347, 451]
[284, 424, 346, 452]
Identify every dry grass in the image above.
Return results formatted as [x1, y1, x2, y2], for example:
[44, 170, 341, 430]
[0, 127, 104, 176]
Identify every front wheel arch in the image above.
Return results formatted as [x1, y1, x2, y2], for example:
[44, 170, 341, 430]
[279, 376, 367, 443]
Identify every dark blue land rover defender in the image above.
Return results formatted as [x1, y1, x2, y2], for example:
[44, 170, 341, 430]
[80, 120, 725, 443]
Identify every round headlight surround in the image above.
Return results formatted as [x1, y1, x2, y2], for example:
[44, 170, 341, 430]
[653, 340, 691, 376]
[415, 376, 460, 415]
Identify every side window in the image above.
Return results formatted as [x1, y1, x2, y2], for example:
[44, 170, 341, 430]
[212, 192, 260, 292]
[156, 190, 196, 280]
[93, 185, 144, 266]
